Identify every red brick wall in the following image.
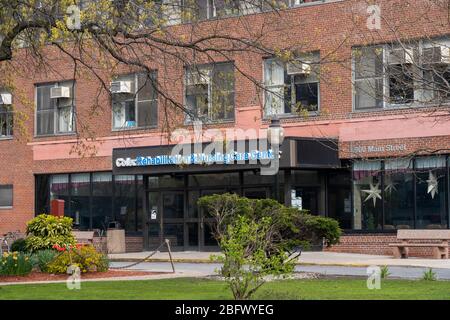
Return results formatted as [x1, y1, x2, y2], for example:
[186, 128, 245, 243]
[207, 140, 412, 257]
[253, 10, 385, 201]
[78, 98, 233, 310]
[324, 233, 444, 258]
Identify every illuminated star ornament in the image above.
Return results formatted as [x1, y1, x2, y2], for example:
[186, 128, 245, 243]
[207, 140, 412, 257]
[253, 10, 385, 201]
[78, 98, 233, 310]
[426, 171, 439, 199]
[362, 183, 382, 207]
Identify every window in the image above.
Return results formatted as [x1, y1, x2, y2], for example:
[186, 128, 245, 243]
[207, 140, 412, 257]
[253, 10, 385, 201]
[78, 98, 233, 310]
[112, 72, 158, 130]
[353, 46, 384, 110]
[0, 185, 13, 208]
[0, 105, 13, 138]
[353, 39, 450, 110]
[352, 156, 449, 230]
[36, 81, 75, 136]
[185, 62, 235, 122]
[264, 52, 320, 116]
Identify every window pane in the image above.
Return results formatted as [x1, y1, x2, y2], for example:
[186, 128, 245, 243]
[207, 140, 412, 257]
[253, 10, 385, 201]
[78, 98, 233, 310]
[294, 82, 318, 111]
[92, 172, 113, 230]
[352, 161, 382, 230]
[388, 64, 414, 104]
[354, 47, 383, 79]
[163, 193, 184, 219]
[264, 59, 285, 86]
[0, 108, 13, 137]
[355, 78, 383, 110]
[137, 73, 157, 101]
[71, 173, 91, 230]
[36, 110, 54, 135]
[416, 169, 447, 229]
[0, 185, 13, 207]
[264, 86, 285, 115]
[384, 165, 414, 230]
[114, 175, 136, 232]
[137, 100, 157, 127]
[113, 100, 136, 128]
[57, 106, 73, 133]
[50, 174, 70, 216]
[36, 85, 54, 111]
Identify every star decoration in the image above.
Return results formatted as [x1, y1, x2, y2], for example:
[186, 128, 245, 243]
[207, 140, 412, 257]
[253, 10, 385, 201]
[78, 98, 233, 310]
[361, 183, 382, 207]
[384, 177, 398, 194]
[426, 171, 439, 199]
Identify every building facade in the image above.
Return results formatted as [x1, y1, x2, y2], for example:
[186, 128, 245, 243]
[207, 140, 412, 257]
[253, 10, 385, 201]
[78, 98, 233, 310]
[1, 0, 450, 255]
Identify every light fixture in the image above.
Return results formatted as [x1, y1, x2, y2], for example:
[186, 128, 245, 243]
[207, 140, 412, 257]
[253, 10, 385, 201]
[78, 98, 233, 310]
[267, 117, 285, 146]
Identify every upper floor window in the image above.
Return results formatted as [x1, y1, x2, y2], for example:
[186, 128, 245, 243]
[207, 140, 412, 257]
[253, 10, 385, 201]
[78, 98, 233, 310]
[0, 185, 13, 208]
[353, 39, 450, 110]
[185, 62, 235, 122]
[0, 91, 13, 138]
[111, 72, 158, 130]
[36, 81, 75, 136]
[264, 52, 320, 116]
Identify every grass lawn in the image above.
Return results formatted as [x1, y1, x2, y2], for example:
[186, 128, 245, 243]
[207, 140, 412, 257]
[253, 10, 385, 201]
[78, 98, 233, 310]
[1, 278, 449, 300]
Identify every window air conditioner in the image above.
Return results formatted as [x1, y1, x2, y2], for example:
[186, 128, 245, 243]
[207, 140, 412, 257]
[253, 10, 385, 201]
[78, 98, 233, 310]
[286, 60, 311, 75]
[50, 86, 71, 99]
[422, 46, 450, 64]
[110, 81, 132, 94]
[0, 93, 12, 105]
[388, 48, 414, 65]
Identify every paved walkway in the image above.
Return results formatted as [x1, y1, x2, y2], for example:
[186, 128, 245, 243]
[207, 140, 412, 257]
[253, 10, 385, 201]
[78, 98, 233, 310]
[109, 251, 450, 269]
[109, 261, 450, 280]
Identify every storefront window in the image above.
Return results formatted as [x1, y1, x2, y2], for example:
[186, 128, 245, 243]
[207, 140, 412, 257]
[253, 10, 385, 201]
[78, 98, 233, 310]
[384, 159, 414, 229]
[352, 156, 449, 231]
[50, 174, 70, 216]
[92, 172, 113, 229]
[353, 161, 383, 230]
[416, 156, 447, 229]
[327, 171, 352, 229]
[71, 173, 91, 230]
[114, 175, 136, 231]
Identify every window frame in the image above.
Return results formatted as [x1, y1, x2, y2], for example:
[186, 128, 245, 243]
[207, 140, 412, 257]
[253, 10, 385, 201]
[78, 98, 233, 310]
[111, 72, 158, 131]
[35, 81, 76, 137]
[0, 103, 13, 139]
[352, 39, 450, 112]
[184, 61, 236, 124]
[263, 55, 320, 118]
[0, 184, 13, 209]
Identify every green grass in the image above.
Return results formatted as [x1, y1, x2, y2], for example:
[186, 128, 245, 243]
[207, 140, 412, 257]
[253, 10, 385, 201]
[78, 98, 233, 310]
[0, 278, 449, 300]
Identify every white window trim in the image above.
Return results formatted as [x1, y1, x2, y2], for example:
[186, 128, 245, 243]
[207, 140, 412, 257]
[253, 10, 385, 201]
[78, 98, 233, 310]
[263, 57, 320, 118]
[352, 39, 450, 112]
[34, 81, 76, 137]
[111, 72, 158, 131]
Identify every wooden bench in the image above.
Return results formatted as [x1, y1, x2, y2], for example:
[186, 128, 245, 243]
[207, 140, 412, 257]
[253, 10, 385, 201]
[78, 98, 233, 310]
[389, 230, 450, 259]
[72, 231, 95, 245]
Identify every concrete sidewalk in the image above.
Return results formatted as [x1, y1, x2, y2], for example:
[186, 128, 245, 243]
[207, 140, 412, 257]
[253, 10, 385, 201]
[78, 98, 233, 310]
[108, 251, 450, 269]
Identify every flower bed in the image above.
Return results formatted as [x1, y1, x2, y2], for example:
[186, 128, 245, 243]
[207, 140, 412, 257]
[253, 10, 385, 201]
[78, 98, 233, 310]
[0, 270, 169, 283]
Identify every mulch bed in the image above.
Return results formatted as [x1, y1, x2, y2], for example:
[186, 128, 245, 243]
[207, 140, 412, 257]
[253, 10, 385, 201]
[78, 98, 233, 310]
[0, 270, 168, 283]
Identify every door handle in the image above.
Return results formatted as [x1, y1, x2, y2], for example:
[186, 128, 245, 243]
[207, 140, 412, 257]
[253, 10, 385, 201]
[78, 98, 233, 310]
[200, 217, 204, 229]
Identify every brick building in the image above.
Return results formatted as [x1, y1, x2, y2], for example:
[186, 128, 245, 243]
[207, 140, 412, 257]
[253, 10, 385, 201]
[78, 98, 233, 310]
[0, 0, 449, 255]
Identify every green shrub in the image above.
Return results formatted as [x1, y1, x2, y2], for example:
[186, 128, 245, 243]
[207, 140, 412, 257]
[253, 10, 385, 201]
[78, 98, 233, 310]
[198, 193, 342, 253]
[46, 245, 109, 274]
[0, 252, 33, 276]
[10, 238, 28, 253]
[25, 214, 75, 252]
[33, 249, 58, 273]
